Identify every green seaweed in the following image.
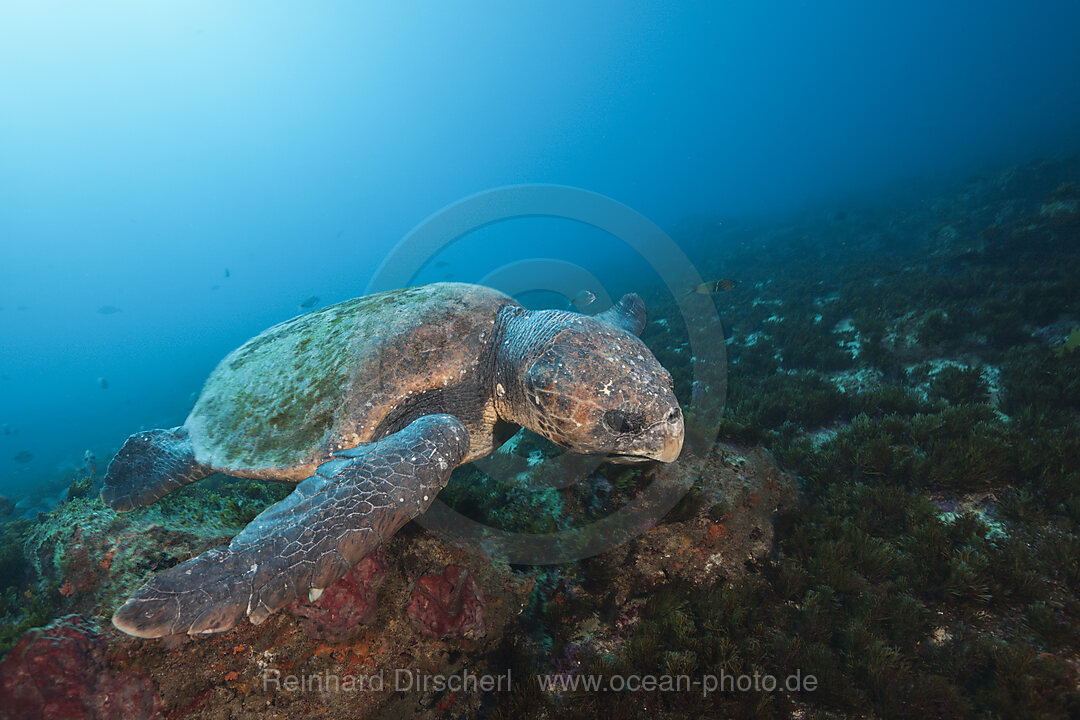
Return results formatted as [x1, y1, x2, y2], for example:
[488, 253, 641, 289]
[525, 161, 1080, 720]
[929, 365, 990, 405]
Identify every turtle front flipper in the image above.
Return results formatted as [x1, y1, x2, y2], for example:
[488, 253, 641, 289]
[595, 293, 646, 336]
[111, 414, 470, 638]
[100, 427, 212, 511]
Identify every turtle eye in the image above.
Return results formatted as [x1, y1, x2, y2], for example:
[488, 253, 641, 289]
[603, 409, 645, 435]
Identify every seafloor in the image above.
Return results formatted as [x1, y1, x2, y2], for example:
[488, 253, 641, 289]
[1, 156, 1079, 719]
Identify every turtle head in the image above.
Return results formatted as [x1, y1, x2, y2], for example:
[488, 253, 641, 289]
[492, 294, 684, 463]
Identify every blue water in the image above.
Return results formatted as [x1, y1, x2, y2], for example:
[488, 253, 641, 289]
[1, 1, 1079, 499]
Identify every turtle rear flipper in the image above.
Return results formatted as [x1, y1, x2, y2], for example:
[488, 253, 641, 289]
[111, 414, 469, 638]
[101, 427, 212, 511]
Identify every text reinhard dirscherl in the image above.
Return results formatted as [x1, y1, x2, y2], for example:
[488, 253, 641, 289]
[261, 668, 818, 697]
[262, 668, 510, 694]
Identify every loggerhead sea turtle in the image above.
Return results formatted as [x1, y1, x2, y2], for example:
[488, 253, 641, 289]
[102, 282, 684, 638]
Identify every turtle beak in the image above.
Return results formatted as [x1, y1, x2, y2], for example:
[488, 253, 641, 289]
[653, 431, 683, 462]
[649, 410, 684, 463]
[612, 405, 684, 464]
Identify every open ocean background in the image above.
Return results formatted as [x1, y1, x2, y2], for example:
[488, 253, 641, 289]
[2, 1, 1079, 503]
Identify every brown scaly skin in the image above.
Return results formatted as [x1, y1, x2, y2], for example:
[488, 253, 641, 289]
[103, 283, 683, 638]
[490, 302, 682, 463]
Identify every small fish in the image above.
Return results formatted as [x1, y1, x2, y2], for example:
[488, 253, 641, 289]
[1054, 327, 1080, 357]
[13, 450, 32, 463]
[97, 377, 109, 389]
[571, 289, 597, 308]
[211, 284, 220, 291]
[434, 260, 450, 268]
[84, 450, 98, 478]
[691, 279, 738, 294]
[691, 380, 708, 403]
[298, 296, 320, 310]
[97, 305, 122, 315]
[1065, 327, 1080, 351]
[224, 268, 230, 278]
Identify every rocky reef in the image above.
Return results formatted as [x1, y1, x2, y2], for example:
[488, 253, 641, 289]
[0, 437, 779, 719]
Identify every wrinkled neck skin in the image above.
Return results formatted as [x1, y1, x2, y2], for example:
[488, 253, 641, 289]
[486, 305, 571, 428]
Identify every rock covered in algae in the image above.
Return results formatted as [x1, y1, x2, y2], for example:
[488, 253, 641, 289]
[0, 614, 161, 720]
[286, 549, 388, 642]
[406, 565, 486, 640]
